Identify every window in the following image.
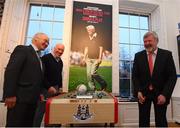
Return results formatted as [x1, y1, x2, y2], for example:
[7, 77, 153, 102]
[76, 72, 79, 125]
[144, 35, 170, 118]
[25, 4, 65, 54]
[119, 12, 150, 98]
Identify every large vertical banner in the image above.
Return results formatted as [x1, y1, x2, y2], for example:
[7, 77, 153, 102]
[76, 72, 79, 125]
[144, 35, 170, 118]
[69, 1, 112, 92]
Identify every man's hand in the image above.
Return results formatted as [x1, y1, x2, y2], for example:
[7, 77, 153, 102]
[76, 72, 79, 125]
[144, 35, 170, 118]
[4, 96, 16, 109]
[48, 86, 57, 94]
[138, 92, 146, 104]
[157, 94, 166, 105]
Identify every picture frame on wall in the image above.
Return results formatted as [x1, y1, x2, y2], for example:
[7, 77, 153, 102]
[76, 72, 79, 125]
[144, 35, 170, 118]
[69, 1, 112, 92]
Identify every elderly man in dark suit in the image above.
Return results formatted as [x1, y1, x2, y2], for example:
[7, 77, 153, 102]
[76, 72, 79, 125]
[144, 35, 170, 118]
[33, 43, 65, 127]
[132, 31, 177, 127]
[42, 43, 65, 94]
[3, 32, 49, 127]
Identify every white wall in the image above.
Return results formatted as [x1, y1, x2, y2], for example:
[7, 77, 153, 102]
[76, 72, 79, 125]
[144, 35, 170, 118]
[124, 0, 180, 97]
[0, 0, 67, 100]
[163, 0, 180, 97]
[0, 103, 6, 126]
[0, 0, 180, 126]
[0, 0, 179, 99]
[0, 0, 28, 100]
[152, 0, 180, 97]
[118, 0, 180, 125]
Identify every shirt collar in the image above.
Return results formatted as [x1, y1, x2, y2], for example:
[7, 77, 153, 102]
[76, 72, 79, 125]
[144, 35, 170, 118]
[51, 52, 56, 58]
[31, 44, 39, 52]
[146, 48, 158, 55]
[89, 32, 97, 40]
[51, 52, 60, 62]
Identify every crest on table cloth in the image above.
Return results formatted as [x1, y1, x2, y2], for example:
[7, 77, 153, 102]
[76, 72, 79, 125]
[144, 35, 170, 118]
[73, 104, 92, 120]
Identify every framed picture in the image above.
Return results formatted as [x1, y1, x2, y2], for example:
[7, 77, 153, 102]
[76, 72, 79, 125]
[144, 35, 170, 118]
[69, 1, 112, 92]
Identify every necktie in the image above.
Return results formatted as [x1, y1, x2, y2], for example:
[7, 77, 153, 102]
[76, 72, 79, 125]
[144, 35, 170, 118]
[55, 57, 60, 62]
[36, 51, 43, 71]
[148, 53, 153, 75]
[148, 53, 154, 90]
[36, 51, 41, 57]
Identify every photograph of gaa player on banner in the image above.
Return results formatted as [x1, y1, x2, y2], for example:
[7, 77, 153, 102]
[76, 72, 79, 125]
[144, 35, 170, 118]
[69, 1, 112, 92]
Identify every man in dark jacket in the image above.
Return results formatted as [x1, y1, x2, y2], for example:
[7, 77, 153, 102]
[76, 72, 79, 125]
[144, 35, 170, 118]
[132, 31, 177, 127]
[3, 32, 49, 127]
[42, 43, 65, 94]
[33, 43, 65, 126]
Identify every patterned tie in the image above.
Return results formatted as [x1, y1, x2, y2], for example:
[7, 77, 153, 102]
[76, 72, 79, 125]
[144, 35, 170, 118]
[148, 53, 154, 90]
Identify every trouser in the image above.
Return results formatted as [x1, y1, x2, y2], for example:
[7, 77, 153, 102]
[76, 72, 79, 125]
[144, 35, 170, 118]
[33, 87, 60, 127]
[86, 58, 107, 91]
[138, 91, 168, 127]
[6, 103, 37, 127]
[33, 100, 46, 127]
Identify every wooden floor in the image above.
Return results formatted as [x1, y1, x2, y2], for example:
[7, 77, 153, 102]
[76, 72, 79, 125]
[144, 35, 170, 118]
[168, 122, 180, 127]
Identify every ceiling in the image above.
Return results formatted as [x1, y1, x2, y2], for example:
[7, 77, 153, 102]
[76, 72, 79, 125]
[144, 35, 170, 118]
[119, 0, 158, 14]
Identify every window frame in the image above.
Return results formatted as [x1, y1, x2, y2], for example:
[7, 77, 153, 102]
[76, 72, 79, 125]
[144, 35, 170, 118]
[119, 11, 151, 98]
[24, 3, 65, 54]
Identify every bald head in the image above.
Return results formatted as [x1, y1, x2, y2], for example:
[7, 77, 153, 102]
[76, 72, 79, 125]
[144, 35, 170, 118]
[53, 43, 65, 57]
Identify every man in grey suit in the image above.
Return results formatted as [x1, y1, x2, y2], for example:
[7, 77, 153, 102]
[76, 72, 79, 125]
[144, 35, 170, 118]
[3, 32, 49, 127]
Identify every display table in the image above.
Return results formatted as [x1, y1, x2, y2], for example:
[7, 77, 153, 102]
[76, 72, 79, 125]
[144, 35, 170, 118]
[44, 91, 118, 125]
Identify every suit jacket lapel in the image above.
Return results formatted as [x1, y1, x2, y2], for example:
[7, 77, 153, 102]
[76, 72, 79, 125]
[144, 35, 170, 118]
[142, 50, 151, 76]
[28, 45, 44, 74]
[152, 48, 160, 76]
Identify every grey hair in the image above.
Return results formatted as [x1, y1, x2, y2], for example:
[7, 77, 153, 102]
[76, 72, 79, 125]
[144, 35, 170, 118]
[86, 25, 95, 30]
[32, 32, 49, 42]
[143, 31, 159, 42]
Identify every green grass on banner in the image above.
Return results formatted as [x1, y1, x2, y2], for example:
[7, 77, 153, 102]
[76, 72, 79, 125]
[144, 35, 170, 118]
[68, 65, 112, 92]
